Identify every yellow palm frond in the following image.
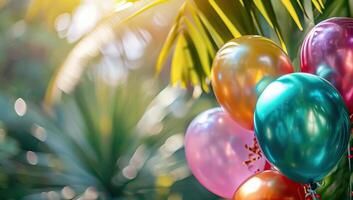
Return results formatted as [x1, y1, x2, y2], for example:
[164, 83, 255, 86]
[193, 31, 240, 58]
[155, 0, 325, 89]
[46, 0, 347, 106]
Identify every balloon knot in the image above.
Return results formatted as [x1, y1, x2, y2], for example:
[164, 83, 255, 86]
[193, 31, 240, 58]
[305, 182, 321, 200]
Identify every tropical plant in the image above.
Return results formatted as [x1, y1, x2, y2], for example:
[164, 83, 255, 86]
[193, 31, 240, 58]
[45, 0, 353, 100]
[0, 0, 352, 199]
[0, 71, 221, 199]
[43, 0, 352, 199]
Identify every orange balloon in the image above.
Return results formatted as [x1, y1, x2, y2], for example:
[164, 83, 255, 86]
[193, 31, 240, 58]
[233, 170, 306, 200]
[211, 36, 294, 129]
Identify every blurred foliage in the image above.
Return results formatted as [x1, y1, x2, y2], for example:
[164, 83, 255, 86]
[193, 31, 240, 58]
[0, 0, 352, 199]
[43, 0, 182, 107]
[26, 0, 81, 26]
[0, 0, 222, 199]
[0, 0, 74, 103]
[43, 0, 353, 105]
[0, 73, 219, 199]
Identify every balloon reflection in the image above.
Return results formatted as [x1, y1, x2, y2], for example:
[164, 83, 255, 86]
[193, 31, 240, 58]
[254, 73, 350, 183]
[212, 35, 294, 130]
[185, 108, 266, 198]
[233, 170, 306, 200]
[301, 17, 353, 115]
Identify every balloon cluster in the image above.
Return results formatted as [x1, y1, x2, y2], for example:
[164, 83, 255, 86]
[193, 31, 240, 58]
[184, 18, 352, 200]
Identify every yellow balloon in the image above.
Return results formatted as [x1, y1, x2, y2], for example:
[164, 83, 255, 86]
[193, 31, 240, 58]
[211, 35, 294, 130]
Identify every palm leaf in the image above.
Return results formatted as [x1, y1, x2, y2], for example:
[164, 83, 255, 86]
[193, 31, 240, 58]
[44, 0, 331, 104]
[0, 71, 216, 199]
[155, 0, 329, 90]
[44, 0, 172, 107]
[317, 136, 352, 200]
[281, 0, 304, 30]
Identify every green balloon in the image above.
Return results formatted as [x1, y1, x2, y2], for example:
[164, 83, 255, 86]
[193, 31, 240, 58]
[254, 73, 350, 183]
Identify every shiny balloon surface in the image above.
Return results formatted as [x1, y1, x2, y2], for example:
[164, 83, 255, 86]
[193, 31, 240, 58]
[254, 73, 350, 183]
[301, 17, 353, 115]
[212, 35, 294, 130]
[185, 108, 266, 198]
[233, 170, 306, 200]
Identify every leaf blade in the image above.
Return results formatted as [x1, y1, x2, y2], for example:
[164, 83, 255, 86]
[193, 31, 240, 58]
[208, 0, 242, 38]
[281, 0, 303, 30]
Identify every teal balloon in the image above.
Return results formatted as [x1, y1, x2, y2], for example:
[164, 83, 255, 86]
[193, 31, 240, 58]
[254, 73, 350, 183]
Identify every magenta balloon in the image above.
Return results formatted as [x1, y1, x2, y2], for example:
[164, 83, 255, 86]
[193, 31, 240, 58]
[301, 17, 353, 115]
[184, 108, 266, 198]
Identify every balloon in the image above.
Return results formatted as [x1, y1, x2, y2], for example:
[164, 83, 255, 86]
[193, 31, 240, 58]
[212, 35, 294, 130]
[301, 17, 353, 116]
[254, 73, 350, 183]
[185, 108, 266, 198]
[233, 170, 306, 200]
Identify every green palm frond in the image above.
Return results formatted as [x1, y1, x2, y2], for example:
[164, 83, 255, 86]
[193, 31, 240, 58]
[0, 71, 217, 199]
[44, 0, 353, 103]
[155, 0, 329, 89]
[317, 137, 352, 200]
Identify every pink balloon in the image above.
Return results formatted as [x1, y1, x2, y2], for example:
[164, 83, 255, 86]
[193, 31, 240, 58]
[300, 17, 353, 115]
[184, 108, 266, 198]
